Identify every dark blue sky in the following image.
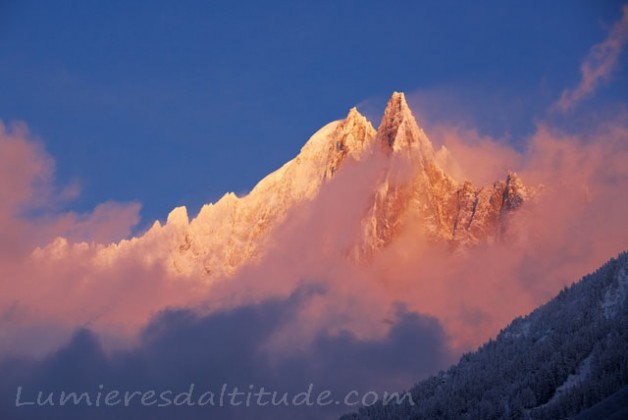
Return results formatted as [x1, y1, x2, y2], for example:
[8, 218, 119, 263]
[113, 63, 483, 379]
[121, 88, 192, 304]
[0, 0, 626, 226]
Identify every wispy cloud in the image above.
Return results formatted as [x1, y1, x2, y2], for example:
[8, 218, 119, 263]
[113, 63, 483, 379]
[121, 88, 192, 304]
[553, 5, 628, 112]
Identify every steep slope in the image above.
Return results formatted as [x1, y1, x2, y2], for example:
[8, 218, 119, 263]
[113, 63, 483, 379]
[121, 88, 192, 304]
[341, 252, 628, 420]
[166, 107, 377, 278]
[34, 92, 530, 282]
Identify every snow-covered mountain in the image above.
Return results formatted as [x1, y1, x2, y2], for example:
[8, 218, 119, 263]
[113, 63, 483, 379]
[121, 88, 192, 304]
[341, 252, 628, 420]
[36, 92, 530, 281]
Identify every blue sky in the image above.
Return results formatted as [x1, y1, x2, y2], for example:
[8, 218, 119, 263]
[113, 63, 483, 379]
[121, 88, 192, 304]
[0, 0, 626, 226]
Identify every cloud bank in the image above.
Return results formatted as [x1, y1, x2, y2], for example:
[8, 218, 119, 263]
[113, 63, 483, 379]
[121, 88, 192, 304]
[0, 296, 451, 420]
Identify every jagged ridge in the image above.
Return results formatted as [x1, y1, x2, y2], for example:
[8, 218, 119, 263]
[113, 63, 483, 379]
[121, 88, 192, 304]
[36, 92, 531, 281]
[358, 92, 528, 258]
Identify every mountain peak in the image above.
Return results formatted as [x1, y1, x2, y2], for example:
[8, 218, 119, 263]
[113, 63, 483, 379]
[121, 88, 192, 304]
[342, 106, 372, 130]
[377, 91, 434, 157]
[319, 106, 376, 180]
[331, 107, 375, 154]
[346, 106, 361, 119]
[387, 91, 411, 115]
[166, 205, 189, 226]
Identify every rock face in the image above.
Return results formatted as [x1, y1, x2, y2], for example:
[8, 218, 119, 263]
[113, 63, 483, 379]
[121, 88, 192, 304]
[357, 92, 528, 257]
[37, 92, 530, 280]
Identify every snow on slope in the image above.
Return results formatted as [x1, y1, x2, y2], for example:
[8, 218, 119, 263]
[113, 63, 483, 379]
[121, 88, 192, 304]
[603, 265, 628, 319]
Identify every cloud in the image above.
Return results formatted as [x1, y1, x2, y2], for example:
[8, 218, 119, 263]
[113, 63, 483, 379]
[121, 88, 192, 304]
[0, 121, 54, 259]
[0, 293, 452, 420]
[0, 121, 144, 357]
[371, 108, 628, 346]
[0, 121, 142, 250]
[52, 201, 142, 244]
[0, 123, 52, 212]
[553, 5, 628, 112]
[431, 125, 521, 185]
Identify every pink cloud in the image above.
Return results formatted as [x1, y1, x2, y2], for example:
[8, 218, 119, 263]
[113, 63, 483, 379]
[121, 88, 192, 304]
[51, 201, 142, 244]
[0, 122, 148, 356]
[1, 107, 627, 363]
[0, 122, 54, 215]
[431, 125, 522, 185]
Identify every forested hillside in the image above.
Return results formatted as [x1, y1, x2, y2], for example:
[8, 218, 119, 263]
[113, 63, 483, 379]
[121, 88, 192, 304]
[342, 252, 628, 420]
